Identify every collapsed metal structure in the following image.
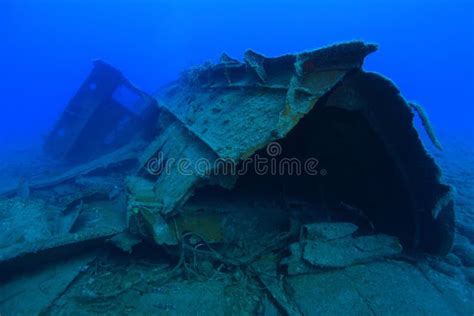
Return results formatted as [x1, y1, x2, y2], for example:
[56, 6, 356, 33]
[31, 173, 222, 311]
[0, 42, 455, 279]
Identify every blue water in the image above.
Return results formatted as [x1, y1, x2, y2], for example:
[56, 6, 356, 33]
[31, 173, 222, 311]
[0, 0, 472, 151]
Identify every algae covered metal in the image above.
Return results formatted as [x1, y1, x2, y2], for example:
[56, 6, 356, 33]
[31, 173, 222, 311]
[148, 41, 454, 254]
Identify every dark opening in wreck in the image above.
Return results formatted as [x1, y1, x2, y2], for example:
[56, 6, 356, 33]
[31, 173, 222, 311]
[218, 104, 417, 245]
[184, 70, 453, 254]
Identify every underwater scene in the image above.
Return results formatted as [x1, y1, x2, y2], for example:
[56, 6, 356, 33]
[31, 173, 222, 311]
[0, 0, 473, 315]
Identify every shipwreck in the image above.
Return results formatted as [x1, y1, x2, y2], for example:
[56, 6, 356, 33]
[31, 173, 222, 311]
[0, 41, 462, 315]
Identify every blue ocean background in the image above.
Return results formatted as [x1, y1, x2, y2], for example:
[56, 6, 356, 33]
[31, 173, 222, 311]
[0, 0, 472, 149]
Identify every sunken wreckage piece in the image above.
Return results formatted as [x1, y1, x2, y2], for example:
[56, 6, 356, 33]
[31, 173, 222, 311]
[143, 41, 454, 255]
[44, 60, 159, 164]
[1, 41, 452, 277]
[0, 62, 154, 276]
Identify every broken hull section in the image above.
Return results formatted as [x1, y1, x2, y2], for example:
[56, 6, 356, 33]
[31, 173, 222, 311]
[154, 41, 454, 255]
[44, 60, 159, 164]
